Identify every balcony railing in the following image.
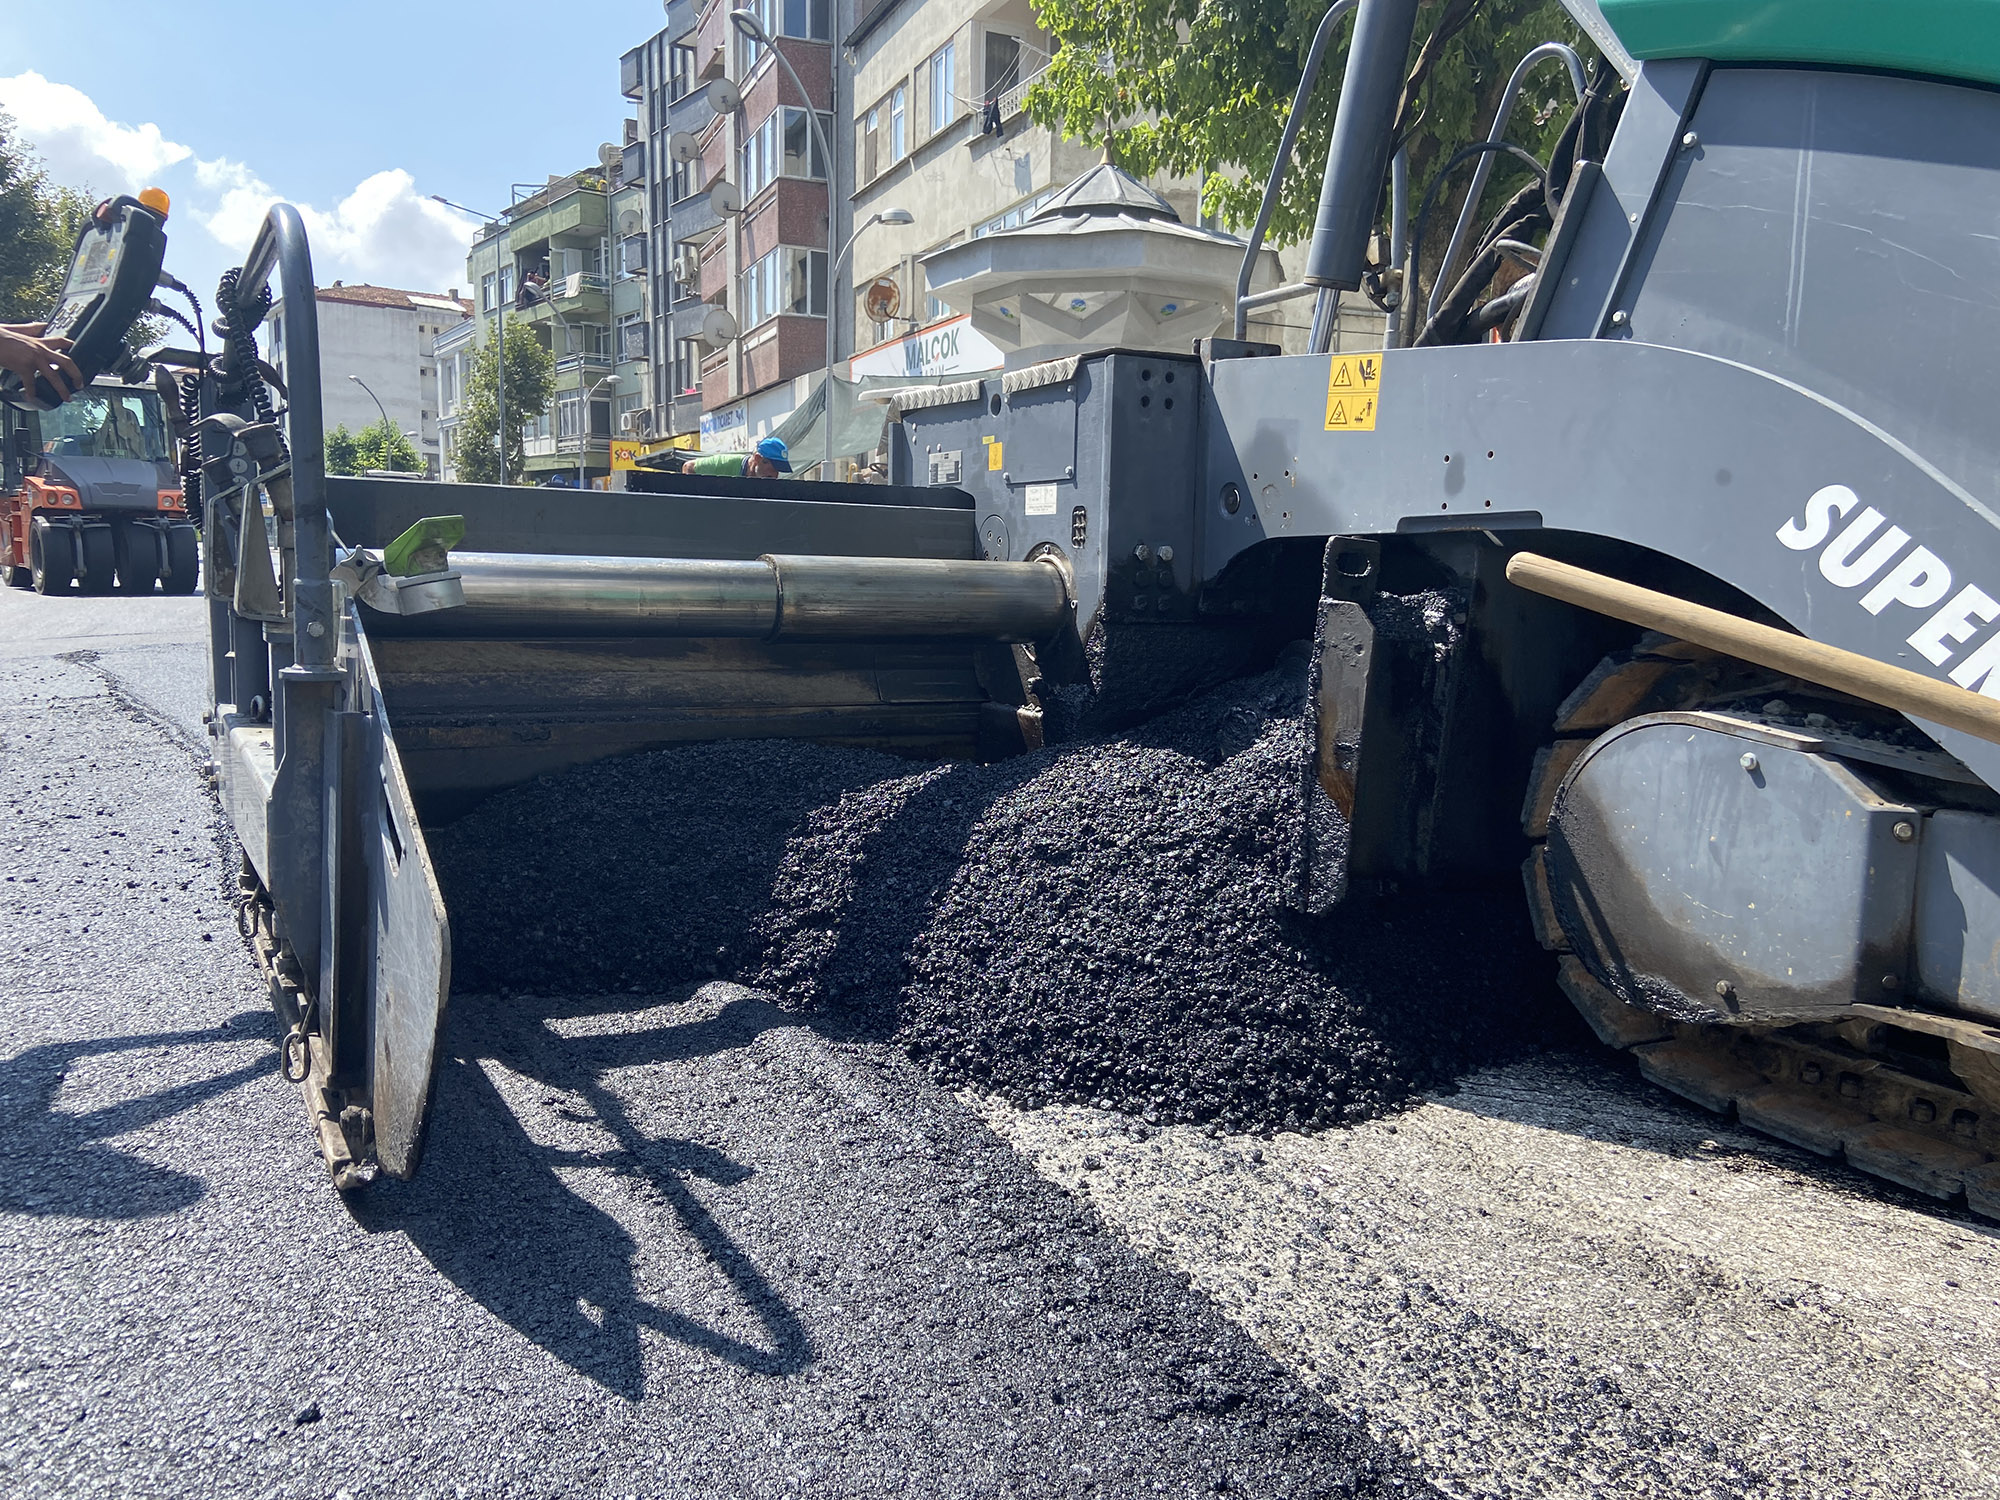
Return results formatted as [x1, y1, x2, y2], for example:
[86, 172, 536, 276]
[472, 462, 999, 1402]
[995, 52, 1057, 122]
[556, 351, 615, 374]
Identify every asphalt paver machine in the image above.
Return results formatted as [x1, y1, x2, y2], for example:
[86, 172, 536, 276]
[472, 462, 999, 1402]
[211, 0, 2000, 1215]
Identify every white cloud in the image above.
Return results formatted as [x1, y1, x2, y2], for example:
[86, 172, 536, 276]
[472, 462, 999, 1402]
[192, 159, 476, 295]
[2, 72, 477, 297]
[0, 71, 192, 192]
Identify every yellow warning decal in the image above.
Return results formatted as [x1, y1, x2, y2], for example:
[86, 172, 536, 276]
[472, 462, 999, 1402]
[1323, 354, 1381, 432]
[988, 439, 1004, 471]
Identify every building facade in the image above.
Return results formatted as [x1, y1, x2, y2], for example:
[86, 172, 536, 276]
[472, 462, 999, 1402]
[452, 167, 649, 486]
[623, 0, 836, 456]
[268, 283, 470, 478]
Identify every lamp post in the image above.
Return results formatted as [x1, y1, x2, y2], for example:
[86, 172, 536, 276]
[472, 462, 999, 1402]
[346, 374, 404, 470]
[579, 373, 619, 490]
[825, 208, 914, 479]
[431, 195, 509, 481]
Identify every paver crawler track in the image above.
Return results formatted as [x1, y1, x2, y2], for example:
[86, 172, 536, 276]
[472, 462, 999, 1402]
[1523, 639, 2000, 1220]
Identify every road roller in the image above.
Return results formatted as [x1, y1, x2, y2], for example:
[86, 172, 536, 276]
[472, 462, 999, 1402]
[201, 0, 2000, 1216]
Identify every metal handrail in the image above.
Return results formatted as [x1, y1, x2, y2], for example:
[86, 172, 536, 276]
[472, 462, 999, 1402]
[240, 203, 333, 673]
[1233, 0, 1358, 340]
[1425, 41, 1586, 323]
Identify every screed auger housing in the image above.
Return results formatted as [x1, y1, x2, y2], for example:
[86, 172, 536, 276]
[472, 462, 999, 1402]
[211, 0, 2000, 1213]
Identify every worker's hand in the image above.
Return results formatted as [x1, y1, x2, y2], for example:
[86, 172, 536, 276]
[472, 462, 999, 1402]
[0, 324, 83, 399]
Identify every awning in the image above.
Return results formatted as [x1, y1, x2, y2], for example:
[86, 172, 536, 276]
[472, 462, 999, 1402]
[772, 371, 969, 474]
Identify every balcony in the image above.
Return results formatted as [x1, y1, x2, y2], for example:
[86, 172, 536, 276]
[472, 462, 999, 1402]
[519, 272, 611, 326]
[666, 87, 715, 138]
[556, 351, 615, 377]
[620, 46, 642, 100]
[506, 187, 607, 254]
[668, 187, 721, 246]
[621, 140, 645, 185]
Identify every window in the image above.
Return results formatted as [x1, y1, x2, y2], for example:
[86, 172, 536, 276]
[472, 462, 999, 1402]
[862, 83, 907, 183]
[669, 43, 694, 102]
[742, 108, 830, 198]
[739, 245, 828, 329]
[671, 152, 695, 203]
[618, 314, 649, 360]
[558, 393, 582, 439]
[925, 40, 957, 137]
[973, 189, 1058, 238]
[739, 0, 831, 65]
[673, 337, 703, 397]
[498, 266, 515, 306]
[983, 31, 1022, 102]
[480, 271, 498, 311]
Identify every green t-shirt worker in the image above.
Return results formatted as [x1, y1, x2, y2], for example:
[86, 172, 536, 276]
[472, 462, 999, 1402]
[684, 436, 792, 478]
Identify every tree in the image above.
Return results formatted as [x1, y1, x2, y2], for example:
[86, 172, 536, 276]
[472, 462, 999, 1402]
[1025, 0, 1598, 302]
[326, 424, 361, 476]
[454, 317, 556, 485]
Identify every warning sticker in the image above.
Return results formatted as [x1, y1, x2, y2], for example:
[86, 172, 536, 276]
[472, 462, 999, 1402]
[988, 439, 1004, 471]
[1024, 482, 1058, 516]
[1323, 354, 1382, 432]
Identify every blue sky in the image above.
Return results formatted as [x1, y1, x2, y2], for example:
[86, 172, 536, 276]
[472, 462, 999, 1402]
[1, 1, 668, 308]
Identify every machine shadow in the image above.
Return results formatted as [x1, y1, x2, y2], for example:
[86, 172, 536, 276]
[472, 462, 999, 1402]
[357, 987, 816, 1400]
[0, 1012, 275, 1219]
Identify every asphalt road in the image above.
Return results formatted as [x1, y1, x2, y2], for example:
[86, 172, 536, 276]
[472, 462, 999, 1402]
[4, 582, 1996, 1500]
[0, 582, 1423, 1498]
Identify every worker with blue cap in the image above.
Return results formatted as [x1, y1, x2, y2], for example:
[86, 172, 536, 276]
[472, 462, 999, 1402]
[683, 436, 793, 478]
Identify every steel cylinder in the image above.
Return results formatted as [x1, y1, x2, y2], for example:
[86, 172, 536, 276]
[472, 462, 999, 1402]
[388, 550, 1070, 642]
[764, 554, 1070, 641]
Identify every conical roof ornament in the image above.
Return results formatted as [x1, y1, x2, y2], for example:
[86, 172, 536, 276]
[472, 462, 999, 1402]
[1029, 162, 1180, 224]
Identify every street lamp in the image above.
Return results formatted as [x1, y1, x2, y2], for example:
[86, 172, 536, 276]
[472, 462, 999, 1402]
[578, 373, 619, 490]
[431, 194, 510, 482]
[346, 374, 406, 470]
[824, 208, 914, 479]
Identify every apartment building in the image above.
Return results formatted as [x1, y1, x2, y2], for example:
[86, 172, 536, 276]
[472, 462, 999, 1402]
[267, 283, 470, 478]
[623, 0, 835, 455]
[837, 0, 1205, 384]
[450, 166, 648, 485]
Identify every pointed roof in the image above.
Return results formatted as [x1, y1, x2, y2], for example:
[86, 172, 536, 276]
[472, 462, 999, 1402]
[1030, 163, 1179, 225]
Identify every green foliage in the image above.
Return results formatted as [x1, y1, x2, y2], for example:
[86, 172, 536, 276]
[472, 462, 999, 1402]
[454, 317, 557, 485]
[1024, 0, 1593, 260]
[328, 420, 420, 475]
[0, 111, 80, 326]
[326, 423, 361, 476]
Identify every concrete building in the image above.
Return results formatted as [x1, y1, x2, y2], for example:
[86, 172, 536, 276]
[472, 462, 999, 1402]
[623, 0, 836, 456]
[268, 283, 471, 478]
[456, 167, 642, 485]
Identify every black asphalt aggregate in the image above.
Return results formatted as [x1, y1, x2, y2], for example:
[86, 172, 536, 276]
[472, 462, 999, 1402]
[0, 595, 1439, 1498]
[439, 646, 1565, 1138]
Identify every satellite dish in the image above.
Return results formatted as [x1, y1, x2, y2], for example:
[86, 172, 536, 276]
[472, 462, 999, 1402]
[668, 130, 702, 164]
[617, 208, 644, 236]
[863, 276, 902, 322]
[700, 306, 739, 346]
[706, 77, 741, 114]
[597, 142, 621, 170]
[709, 181, 741, 217]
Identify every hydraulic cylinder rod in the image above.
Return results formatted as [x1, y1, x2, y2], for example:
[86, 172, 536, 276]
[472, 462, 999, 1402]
[388, 550, 1072, 642]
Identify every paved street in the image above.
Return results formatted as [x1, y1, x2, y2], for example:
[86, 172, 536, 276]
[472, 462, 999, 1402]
[2, 582, 1997, 1500]
[0, 583, 1418, 1499]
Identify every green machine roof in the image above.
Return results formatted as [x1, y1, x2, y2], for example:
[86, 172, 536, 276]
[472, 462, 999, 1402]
[1598, 0, 2000, 90]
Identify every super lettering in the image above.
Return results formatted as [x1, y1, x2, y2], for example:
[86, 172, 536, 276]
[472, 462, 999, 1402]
[1777, 484, 2000, 695]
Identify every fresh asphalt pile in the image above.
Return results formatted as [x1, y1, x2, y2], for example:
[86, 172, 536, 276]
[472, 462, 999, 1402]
[435, 633, 1563, 1135]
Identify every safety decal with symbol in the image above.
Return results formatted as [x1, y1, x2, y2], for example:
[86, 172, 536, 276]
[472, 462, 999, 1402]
[1323, 354, 1381, 432]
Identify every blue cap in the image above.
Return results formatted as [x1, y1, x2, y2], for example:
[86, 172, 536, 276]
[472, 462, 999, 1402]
[757, 436, 793, 472]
